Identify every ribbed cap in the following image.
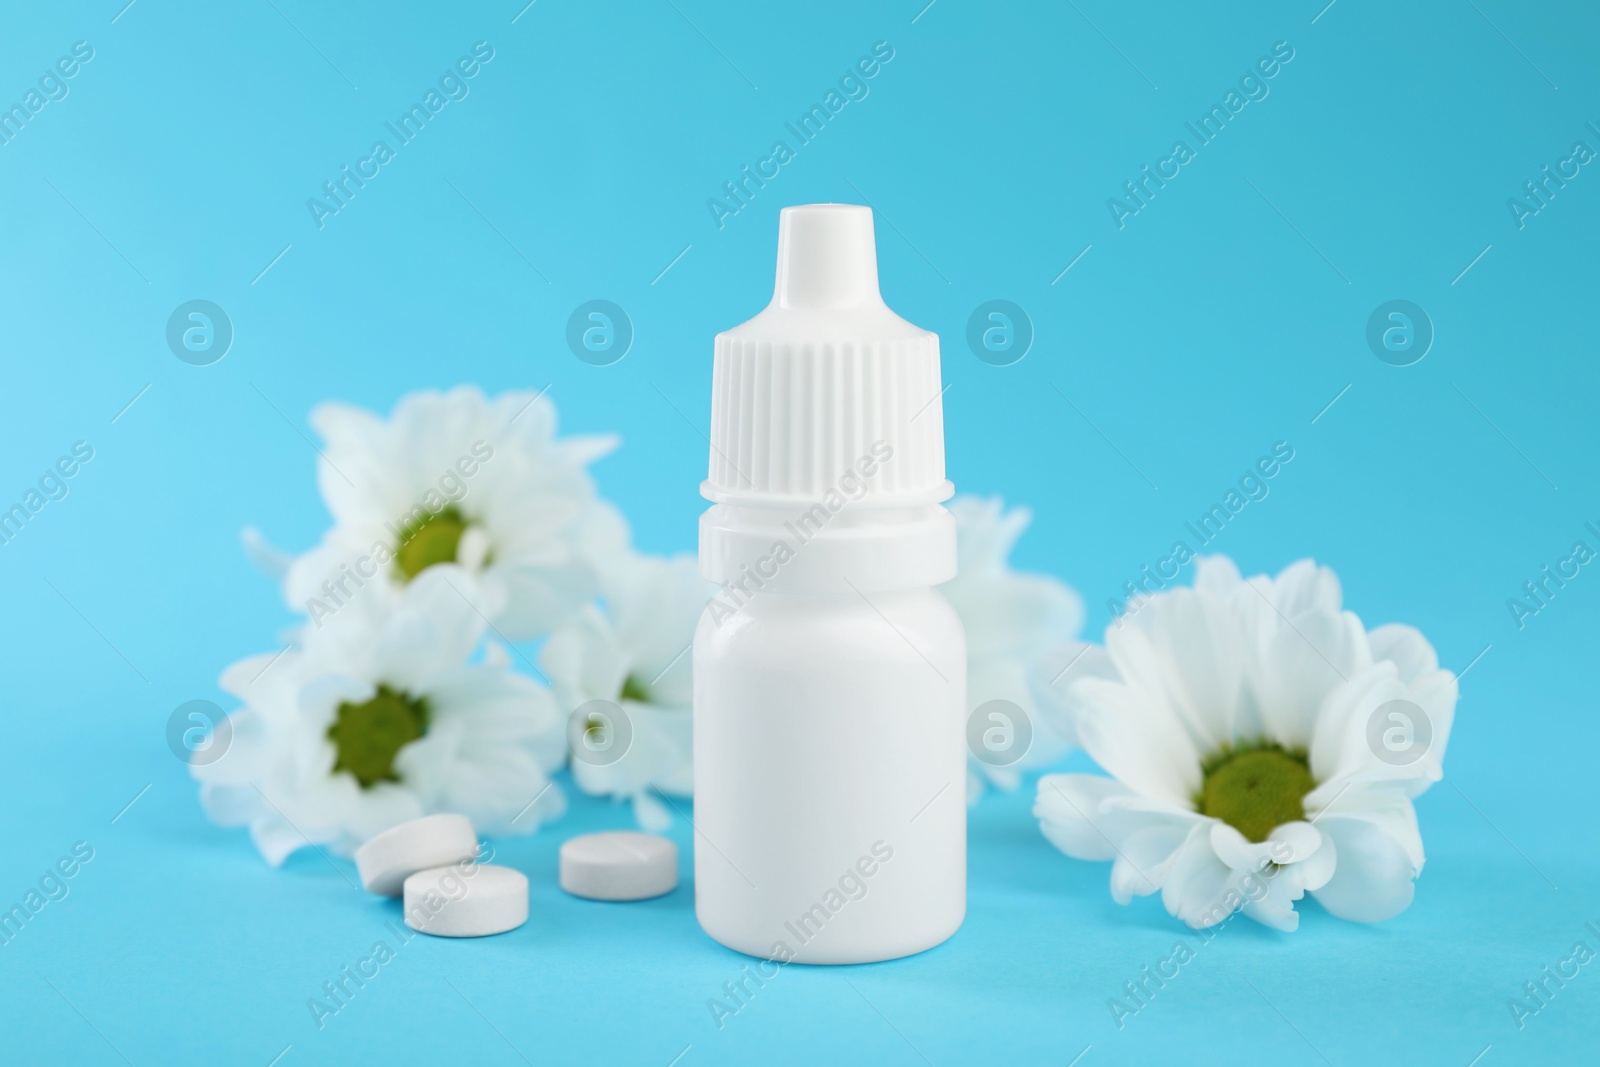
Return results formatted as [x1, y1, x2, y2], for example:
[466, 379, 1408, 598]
[702, 204, 951, 507]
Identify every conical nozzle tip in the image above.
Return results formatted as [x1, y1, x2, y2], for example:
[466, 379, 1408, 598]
[772, 203, 881, 311]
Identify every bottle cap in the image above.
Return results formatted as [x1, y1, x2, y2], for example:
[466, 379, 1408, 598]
[702, 204, 952, 509]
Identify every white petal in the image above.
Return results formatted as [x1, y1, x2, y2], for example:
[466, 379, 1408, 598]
[970, 656, 1068, 772]
[574, 701, 691, 799]
[1110, 820, 1196, 902]
[1405, 668, 1459, 774]
[1366, 623, 1439, 685]
[1016, 712, 1073, 773]
[342, 784, 426, 843]
[1292, 830, 1338, 891]
[1239, 895, 1299, 932]
[1305, 784, 1424, 871]
[249, 817, 315, 868]
[491, 559, 602, 641]
[1034, 775, 1133, 861]
[947, 496, 1021, 568]
[197, 782, 264, 827]
[1269, 559, 1344, 617]
[1161, 824, 1238, 928]
[220, 650, 302, 707]
[1192, 555, 1243, 595]
[574, 500, 633, 567]
[558, 432, 621, 467]
[1035, 774, 1198, 871]
[1310, 815, 1419, 922]
[367, 581, 483, 687]
[457, 525, 492, 571]
[633, 791, 672, 831]
[603, 554, 712, 704]
[241, 526, 295, 580]
[284, 538, 358, 610]
[298, 674, 374, 725]
[190, 709, 277, 786]
[1308, 663, 1455, 799]
[1308, 664, 1406, 785]
[1209, 820, 1321, 871]
[1252, 608, 1368, 748]
[308, 402, 403, 523]
[1072, 677, 1201, 806]
[1124, 587, 1247, 749]
[1213, 821, 1334, 932]
[1028, 640, 1118, 747]
[538, 605, 628, 714]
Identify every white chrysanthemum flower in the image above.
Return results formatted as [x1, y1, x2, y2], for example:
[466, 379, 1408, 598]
[193, 569, 567, 865]
[538, 552, 710, 831]
[1034, 557, 1457, 931]
[281, 386, 625, 642]
[940, 496, 1096, 804]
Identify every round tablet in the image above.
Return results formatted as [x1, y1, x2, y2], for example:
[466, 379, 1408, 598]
[560, 831, 678, 901]
[403, 864, 528, 937]
[354, 814, 479, 897]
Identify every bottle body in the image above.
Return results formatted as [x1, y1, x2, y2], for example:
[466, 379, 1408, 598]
[692, 586, 966, 964]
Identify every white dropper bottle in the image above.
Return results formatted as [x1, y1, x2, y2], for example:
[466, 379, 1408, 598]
[693, 203, 966, 964]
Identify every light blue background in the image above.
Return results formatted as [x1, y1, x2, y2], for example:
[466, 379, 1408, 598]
[2, 0, 1597, 1063]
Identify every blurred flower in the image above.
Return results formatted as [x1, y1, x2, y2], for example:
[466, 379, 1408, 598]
[193, 569, 566, 865]
[279, 386, 624, 643]
[1035, 557, 1456, 931]
[939, 496, 1095, 804]
[539, 552, 709, 830]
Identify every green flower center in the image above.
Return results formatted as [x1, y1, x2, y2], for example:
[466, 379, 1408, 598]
[394, 505, 468, 581]
[1195, 740, 1314, 843]
[327, 684, 431, 789]
[619, 674, 652, 703]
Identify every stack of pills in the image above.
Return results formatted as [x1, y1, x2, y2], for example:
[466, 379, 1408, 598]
[354, 814, 528, 937]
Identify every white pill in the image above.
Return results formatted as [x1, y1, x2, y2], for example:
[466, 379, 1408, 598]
[403, 864, 528, 937]
[560, 831, 678, 901]
[354, 814, 479, 897]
